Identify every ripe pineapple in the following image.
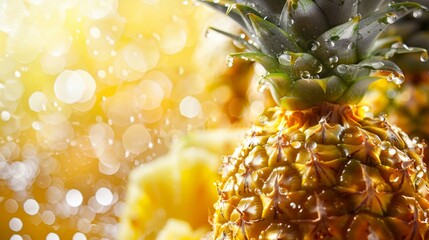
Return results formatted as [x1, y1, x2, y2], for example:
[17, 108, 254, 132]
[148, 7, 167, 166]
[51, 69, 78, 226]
[363, 7, 429, 162]
[202, 0, 429, 239]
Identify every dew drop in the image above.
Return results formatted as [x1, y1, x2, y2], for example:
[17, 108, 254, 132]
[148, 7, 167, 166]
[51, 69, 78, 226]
[413, 9, 423, 18]
[387, 73, 404, 85]
[347, 42, 356, 50]
[389, 173, 400, 183]
[258, 78, 269, 93]
[328, 56, 339, 66]
[371, 61, 384, 69]
[417, 171, 424, 178]
[420, 50, 428, 62]
[380, 141, 391, 150]
[290, 141, 301, 149]
[300, 70, 311, 80]
[307, 141, 317, 150]
[278, 53, 292, 65]
[326, 39, 335, 47]
[336, 64, 347, 73]
[308, 41, 320, 51]
[258, 115, 269, 125]
[388, 147, 397, 156]
[386, 12, 398, 24]
[226, 56, 234, 67]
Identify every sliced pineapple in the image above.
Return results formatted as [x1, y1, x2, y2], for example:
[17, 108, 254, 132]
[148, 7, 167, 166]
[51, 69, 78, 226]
[118, 129, 243, 240]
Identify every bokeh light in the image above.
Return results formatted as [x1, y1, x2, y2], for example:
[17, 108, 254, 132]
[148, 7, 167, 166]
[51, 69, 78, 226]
[0, 0, 265, 239]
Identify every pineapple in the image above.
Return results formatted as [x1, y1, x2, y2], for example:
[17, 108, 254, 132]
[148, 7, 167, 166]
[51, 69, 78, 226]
[119, 129, 244, 240]
[202, 0, 429, 239]
[362, 5, 429, 162]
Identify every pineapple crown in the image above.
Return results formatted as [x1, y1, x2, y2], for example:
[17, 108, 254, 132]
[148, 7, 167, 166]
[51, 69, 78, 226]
[203, 0, 428, 109]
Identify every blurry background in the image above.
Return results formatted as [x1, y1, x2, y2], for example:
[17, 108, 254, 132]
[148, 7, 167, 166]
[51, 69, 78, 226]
[0, 0, 270, 239]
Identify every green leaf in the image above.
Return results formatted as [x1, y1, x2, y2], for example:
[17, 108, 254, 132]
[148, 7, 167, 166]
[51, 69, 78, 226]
[290, 79, 325, 106]
[199, 0, 248, 31]
[334, 64, 371, 83]
[261, 73, 292, 106]
[279, 0, 329, 44]
[235, 0, 286, 25]
[230, 52, 279, 72]
[357, 2, 426, 59]
[323, 75, 348, 102]
[359, 59, 403, 75]
[248, 13, 301, 56]
[314, 0, 358, 27]
[278, 52, 326, 80]
[373, 43, 429, 60]
[314, 15, 360, 66]
[356, 0, 389, 18]
[337, 76, 381, 104]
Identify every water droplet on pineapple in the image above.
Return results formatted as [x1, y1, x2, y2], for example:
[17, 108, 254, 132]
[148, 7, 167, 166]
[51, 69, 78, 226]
[328, 56, 338, 67]
[386, 12, 398, 24]
[412, 137, 420, 144]
[336, 64, 347, 73]
[391, 42, 409, 50]
[388, 147, 397, 156]
[290, 202, 297, 209]
[226, 56, 234, 67]
[387, 73, 404, 85]
[371, 61, 384, 69]
[290, 141, 301, 149]
[347, 42, 356, 50]
[417, 171, 424, 178]
[420, 50, 428, 62]
[308, 41, 320, 51]
[258, 78, 269, 93]
[307, 141, 317, 150]
[278, 53, 292, 65]
[300, 71, 311, 80]
[389, 173, 400, 183]
[258, 115, 269, 125]
[413, 9, 423, 18]
[380, 141, 391, 150]
[325, 39, 335, 48]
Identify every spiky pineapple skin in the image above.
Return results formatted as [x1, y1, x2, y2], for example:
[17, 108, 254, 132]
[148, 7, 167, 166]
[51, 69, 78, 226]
[212, 104, 429, 239]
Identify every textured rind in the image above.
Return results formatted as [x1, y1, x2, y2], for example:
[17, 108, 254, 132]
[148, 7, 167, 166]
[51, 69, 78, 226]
[212, 104, 429, 239]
